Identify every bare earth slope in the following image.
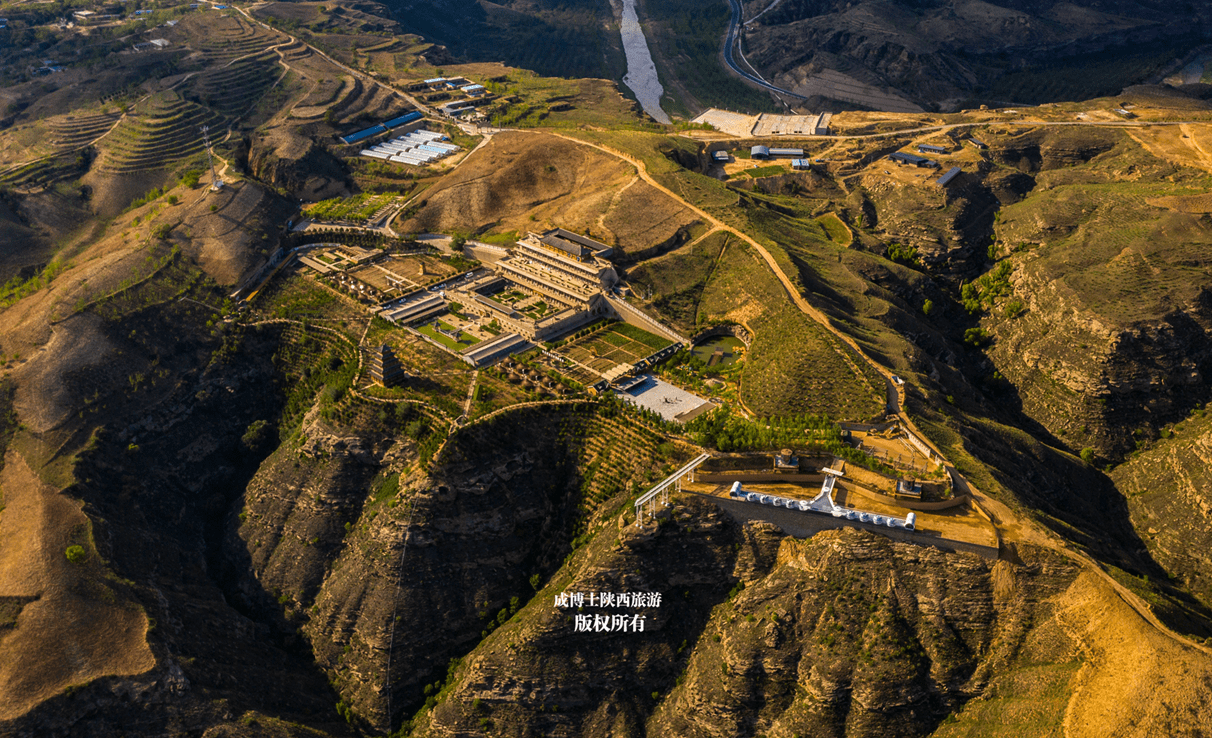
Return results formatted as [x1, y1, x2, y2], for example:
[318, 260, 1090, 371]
[398, 131, 701, 255]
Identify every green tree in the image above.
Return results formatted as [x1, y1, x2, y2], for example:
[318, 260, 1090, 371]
[242, 419, 271, 451]
[963, 327, 990, 348]
[65, 545, 87, 563]
[887, 242, 920, 266]
[1080, 447, 1095, 464]
[922, 299, 934, 316]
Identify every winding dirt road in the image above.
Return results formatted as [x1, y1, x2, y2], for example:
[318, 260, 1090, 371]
[540, 129, 1212, 657]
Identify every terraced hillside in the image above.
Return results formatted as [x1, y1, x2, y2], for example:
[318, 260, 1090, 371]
[0, 153, 89, 190]
[8, 4, 1212, 735]
[688, 229, 885, 421]
[94, 91, 225, 175]
[189, 13, 284, 64]
[741, 305, 886, 421]
[328, 76, 411, 127]
[187, 52, 283, 119]
[45, 112, 121, 151]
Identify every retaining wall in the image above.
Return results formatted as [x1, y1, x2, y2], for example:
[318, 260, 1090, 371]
[605, 294, 688, 344]
[698, 493, 997, 560]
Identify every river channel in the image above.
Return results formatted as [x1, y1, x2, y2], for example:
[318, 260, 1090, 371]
[617, 0, 671, 124]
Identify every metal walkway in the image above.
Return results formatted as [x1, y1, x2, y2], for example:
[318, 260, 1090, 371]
[634, 453, 711, 525]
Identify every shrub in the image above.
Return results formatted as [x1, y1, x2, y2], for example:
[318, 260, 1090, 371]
[922, 299, 934, 316]
[1081, 447, 1095, 464]
[242, 419, 270, 451]
[65, 545, 87, 563]
[1004, 300, 1024, 318]
[886, 242, 920, 266]
[963, 327, 990, 347]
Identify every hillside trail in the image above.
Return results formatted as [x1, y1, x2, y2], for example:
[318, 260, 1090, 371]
[595, 174, 641, 237]
[540, 129, 1212, 658]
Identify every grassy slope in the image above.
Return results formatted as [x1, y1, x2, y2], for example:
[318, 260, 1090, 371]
[641, 0, 780, 116]
[386, 0, 625, 83]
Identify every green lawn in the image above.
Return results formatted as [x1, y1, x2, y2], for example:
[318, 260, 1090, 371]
[417, 320, 480, 352]
[610, 323, 671, 351]
[743, 164, 788, 178]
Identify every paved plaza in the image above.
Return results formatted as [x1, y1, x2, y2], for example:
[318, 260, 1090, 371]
[617, 375, 714, 422]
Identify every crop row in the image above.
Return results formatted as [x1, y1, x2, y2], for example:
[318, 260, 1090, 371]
[189, 54, 280, 118]
[96, 98, 225, 174]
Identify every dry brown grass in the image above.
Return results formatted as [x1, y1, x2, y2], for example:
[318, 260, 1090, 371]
[399, 131, 629, 237]
[1128, 123, 1212, 174]
[0, 451, 154, 720]
[1054, 571, 1212, 737]
[1146, 192, 1212, 213]
[398, 131, 696, 251]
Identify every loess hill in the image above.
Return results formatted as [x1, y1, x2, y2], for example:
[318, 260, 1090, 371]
[740, 0, 1212, 111]
[2, 2, 1212, 737]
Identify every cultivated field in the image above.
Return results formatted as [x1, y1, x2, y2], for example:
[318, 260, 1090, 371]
[555, 322, 671, 376]
[94, 91, 225, 175]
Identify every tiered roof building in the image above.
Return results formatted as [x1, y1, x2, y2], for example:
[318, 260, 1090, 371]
[367, 344, 407, 387]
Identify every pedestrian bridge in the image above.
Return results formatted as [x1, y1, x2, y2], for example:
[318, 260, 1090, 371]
[634, 453, 711, 525]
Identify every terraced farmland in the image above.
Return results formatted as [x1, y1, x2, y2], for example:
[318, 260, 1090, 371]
[192, 14, 282, 64]
[188, 52, 282, 119]
[553, 410, 686, 515]
[0, 154, 88, 189]
[328, 78, 409, 127]
[556, 323, 672, 376]
[95, 92, 225, 175]
[46, 112, 121, 150]
[741, 306, 886, 421]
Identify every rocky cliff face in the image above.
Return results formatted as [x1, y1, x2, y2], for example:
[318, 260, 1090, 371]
[987, 271, 1212, 457]
[247, 133, 352, 201]
[232, 402, 691, 732]
[408, 498, 1084, 738]
[980, 127, 1212, 457]
[1112, 408, 1212, 609]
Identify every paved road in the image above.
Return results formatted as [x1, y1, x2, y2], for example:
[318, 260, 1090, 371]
[722, 0, 804, 99]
